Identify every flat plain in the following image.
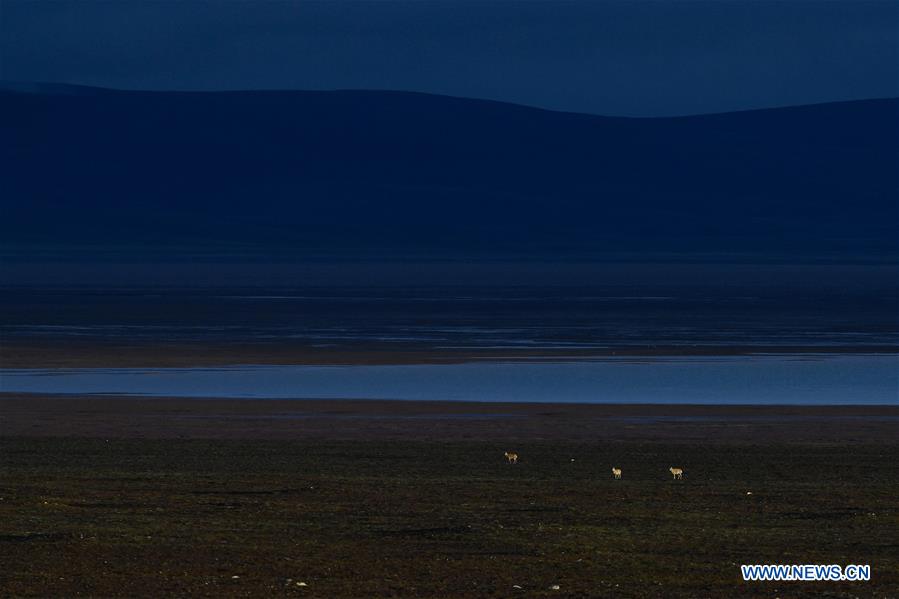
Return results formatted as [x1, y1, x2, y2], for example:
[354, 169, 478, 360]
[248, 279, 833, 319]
[1, 396, 897, 597]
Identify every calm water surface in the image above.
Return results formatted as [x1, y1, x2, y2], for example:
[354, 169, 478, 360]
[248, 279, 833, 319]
[2, 278, 897, 350]
[2, 355, 896, 404]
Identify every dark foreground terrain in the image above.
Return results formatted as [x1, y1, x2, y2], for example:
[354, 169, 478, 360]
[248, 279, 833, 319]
[1, 397, 898, 597]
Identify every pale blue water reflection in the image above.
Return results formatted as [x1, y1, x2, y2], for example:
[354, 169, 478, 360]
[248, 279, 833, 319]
[2, 355, 897, 405]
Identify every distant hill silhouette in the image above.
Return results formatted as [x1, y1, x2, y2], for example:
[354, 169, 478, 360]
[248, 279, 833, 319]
[2, 83, 896, 261]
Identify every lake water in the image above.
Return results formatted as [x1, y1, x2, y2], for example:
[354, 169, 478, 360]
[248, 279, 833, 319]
[2, 355, 896, 404]
[2, 273, 897, 351]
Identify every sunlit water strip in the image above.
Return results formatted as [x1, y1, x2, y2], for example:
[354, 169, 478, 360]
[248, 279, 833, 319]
[1, 355, 897, 405]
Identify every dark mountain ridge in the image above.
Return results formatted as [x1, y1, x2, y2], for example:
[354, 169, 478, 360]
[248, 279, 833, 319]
[2, 84, 897, 261]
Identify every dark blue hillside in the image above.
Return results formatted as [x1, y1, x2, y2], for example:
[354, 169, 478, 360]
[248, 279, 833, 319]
[2, 84, 896, 260]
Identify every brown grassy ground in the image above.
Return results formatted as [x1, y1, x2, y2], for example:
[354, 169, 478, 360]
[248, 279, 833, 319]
[1, 396, 897, 597]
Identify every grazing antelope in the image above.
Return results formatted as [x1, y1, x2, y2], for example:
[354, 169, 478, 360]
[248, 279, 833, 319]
[504, 451, 519, 465]
[669, 467, 684, 480]
[612, 467, 622, 480]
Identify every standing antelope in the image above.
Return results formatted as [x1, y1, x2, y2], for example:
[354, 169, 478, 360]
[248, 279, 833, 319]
[504, 451, 519, 465]
[611, 467, 622, 480]
[669, 467, 684, 480]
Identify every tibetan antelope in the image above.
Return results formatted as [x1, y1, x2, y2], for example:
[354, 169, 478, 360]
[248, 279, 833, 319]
[504, 452, 519, 465]
[611, 467, 622, 480]
[669, 467, 684, 480]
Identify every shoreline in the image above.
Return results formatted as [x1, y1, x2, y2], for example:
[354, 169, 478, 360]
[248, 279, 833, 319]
[4, 394, 898, 442]
[2, 340, 897, 368]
